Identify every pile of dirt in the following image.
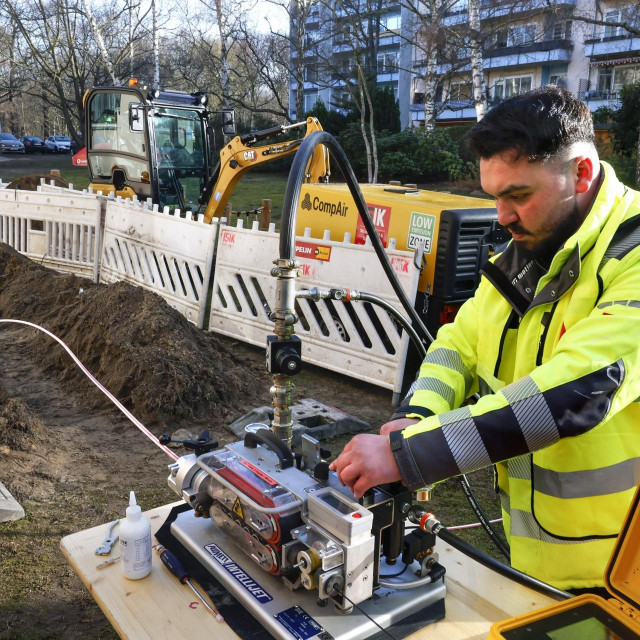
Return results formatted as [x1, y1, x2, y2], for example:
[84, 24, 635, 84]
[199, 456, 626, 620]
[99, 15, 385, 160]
[0, 244, 271, 433]
[0, 386, 53, 451]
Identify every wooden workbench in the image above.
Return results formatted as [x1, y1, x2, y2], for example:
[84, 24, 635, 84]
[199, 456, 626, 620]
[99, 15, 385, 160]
[61, 502, 557, 640]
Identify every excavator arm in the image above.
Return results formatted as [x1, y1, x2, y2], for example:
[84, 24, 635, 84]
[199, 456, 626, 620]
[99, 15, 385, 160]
[202, 117, 328, 224]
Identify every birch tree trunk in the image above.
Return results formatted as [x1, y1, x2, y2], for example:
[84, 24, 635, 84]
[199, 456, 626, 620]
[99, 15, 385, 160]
[468, 0, 486, 120]
[80, 0, 117, 84]
[152, 0, 160, 87]
[129, 2, 135, 78]
[215, 0, 231, 109]
[360, 66, 378, 182]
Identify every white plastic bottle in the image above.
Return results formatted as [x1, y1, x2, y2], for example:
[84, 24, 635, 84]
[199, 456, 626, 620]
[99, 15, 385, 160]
[120, 490, 152, 580]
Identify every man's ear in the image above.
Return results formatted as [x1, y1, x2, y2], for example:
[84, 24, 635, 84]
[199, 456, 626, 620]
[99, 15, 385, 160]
[574, 156, 595, 194]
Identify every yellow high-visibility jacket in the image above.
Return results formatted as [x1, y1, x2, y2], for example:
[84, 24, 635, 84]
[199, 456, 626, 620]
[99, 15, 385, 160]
[391, 163, 640, 589]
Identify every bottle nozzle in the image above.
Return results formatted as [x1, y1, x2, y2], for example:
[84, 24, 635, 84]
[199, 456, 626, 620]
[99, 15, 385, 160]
[129, 491, 137, 508]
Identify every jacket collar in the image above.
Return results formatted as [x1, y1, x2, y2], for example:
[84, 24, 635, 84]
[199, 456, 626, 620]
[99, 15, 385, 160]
[481, 162, 626, 317]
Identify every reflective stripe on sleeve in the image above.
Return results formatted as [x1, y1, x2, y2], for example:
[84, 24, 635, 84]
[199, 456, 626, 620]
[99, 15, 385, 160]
[440, 406, 492, 472]
[408, 376, 456, 407]
[423, 348, 473, 394]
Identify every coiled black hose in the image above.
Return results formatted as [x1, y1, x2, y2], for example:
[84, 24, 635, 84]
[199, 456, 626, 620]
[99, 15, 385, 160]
[280, 131, 435, 347]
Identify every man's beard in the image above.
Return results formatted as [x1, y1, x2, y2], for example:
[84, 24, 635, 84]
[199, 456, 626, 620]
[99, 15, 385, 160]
[510, 200, 582, 267]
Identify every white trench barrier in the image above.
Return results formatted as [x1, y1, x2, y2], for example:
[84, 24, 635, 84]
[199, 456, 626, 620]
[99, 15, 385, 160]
[209, 220, 420, 394]
[0, 188, 101, 281]
[100, 199, 218, 328]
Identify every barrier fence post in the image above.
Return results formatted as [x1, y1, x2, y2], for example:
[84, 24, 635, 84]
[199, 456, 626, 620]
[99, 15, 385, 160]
[261, 199, 271, 231]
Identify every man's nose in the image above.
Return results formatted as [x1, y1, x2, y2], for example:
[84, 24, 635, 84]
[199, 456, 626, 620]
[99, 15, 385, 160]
[496, 199, 518, 227]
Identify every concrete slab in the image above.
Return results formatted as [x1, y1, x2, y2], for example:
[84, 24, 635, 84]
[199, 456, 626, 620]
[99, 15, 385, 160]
[0, 481, 25, 522]
[227, 397, 370, 447]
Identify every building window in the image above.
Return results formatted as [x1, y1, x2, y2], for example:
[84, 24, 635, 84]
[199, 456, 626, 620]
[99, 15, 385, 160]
[508, 24, 536, 46]
[448, 81, 472, 101]
[597, 64, 640, 95]
[304, 91, 319, 112]
[552, 20, 571, 39]
[383, 14, 401, 30]
[597, 68, 613, 93]
[377, 52, 398, 73]
[305, 65, 318, 82]
[494, 28, 508, 48]
[549, 74, 567, 88]
[334, 24, 351, 44]
[604, 10, 621, 38]
[494, 75, 533, 99]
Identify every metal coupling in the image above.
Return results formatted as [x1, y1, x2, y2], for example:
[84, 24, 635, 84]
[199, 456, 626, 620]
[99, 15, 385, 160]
[296, 287, 331, 301]
[414, 485, 434, 503]
[408, 508, 441, 534]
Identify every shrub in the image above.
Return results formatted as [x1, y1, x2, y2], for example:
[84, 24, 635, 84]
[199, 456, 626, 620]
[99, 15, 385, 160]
[415, 128, 476, 182]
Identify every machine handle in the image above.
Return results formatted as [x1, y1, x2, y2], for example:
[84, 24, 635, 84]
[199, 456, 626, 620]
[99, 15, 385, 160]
[243, 429, 294, 469]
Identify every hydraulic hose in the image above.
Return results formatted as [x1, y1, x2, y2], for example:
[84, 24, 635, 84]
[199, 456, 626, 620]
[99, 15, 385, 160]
[279, 131, 435, 347]
[437, 526, 572, 601]
[354, 291, 427, 361]
[458, 474, 510, 561]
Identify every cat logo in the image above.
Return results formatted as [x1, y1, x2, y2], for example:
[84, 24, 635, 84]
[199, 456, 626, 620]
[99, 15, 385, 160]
[232, 498, 244, 520]
[301, 193, 312, 210]
[243, 151, 257, 162]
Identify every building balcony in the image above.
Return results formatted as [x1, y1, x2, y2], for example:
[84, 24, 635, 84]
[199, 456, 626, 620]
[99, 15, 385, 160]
[584, 34, 640, 58]
[443, 0, 575, 26]
[582, 90, 622, 111]
[410, 101, 478, 122]
[377, 71, 399, 82]
[436, 39, 573, 73]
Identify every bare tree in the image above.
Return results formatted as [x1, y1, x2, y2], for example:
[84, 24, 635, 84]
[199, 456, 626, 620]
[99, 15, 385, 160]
[0, 0, 144, 144]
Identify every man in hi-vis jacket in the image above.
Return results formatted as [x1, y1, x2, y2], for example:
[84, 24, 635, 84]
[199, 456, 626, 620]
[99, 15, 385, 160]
[330, 86, 640, 590]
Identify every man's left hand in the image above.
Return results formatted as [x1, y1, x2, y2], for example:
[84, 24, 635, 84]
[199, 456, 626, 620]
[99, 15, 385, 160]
[328, 434, 402, 498]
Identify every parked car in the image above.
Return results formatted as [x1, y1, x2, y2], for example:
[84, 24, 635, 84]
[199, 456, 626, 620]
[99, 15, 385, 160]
[45, 135, 72, 153]
[0, 133, 25, 153]
[19, 136, 46, 153]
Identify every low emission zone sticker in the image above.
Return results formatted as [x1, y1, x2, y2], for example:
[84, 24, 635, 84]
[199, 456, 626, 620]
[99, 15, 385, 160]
[407, 211, 436, 253]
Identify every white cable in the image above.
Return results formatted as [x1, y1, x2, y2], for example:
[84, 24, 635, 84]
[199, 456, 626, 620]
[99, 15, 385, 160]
[0, 318, 179, 461]
[448, 518, 502, 530]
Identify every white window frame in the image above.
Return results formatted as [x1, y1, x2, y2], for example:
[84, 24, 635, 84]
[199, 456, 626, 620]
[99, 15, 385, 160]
[383, 14, 401, 31]
[508, 24, 537, 46]
[604, 10, 621, 38]
[303, 91, 319, 112]
[494, 74, 533, 99]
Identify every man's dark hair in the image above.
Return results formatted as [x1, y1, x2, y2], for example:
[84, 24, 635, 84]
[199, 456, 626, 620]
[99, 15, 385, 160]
[466, 86, 595, 162]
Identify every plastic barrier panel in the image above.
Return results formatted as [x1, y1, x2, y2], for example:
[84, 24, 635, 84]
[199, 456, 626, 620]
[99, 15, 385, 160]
[209, 221, 421, 394]
[0, 189, 102, 281]
[100, 199, 218, 328]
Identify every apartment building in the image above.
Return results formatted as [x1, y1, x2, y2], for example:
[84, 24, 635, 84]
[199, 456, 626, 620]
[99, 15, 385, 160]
[288, 0, 403, 120]
[582, 2, 640, 111]
[290, 0, 639, 127]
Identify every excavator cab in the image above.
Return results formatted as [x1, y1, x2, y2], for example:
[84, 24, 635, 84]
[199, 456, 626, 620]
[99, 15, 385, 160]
[85, 81, 328, 222]
[85, 83, 222, 212]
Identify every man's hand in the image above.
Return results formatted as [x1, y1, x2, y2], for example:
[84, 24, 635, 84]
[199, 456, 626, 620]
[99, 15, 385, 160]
[328, 434, 402, 498]
[380, 417, 419, 436]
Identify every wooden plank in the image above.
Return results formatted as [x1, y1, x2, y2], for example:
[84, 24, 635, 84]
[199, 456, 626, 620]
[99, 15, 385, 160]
[61, 502, 558, 640]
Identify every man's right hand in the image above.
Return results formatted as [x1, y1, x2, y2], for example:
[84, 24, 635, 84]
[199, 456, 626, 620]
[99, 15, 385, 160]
[380, 417, 419, 436]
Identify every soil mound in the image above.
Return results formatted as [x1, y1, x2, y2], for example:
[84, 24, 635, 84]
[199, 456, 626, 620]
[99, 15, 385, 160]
[0, 243, 270, 432]
[0, 386, 52, 451]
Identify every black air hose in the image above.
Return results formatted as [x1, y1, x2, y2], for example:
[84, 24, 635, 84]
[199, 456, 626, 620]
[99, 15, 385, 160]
[437, 526, 572, 601]
[279, 131, 435, 347]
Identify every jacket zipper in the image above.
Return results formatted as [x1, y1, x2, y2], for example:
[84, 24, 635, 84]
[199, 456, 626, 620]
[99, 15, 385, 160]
[536, 301, 559, 366]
